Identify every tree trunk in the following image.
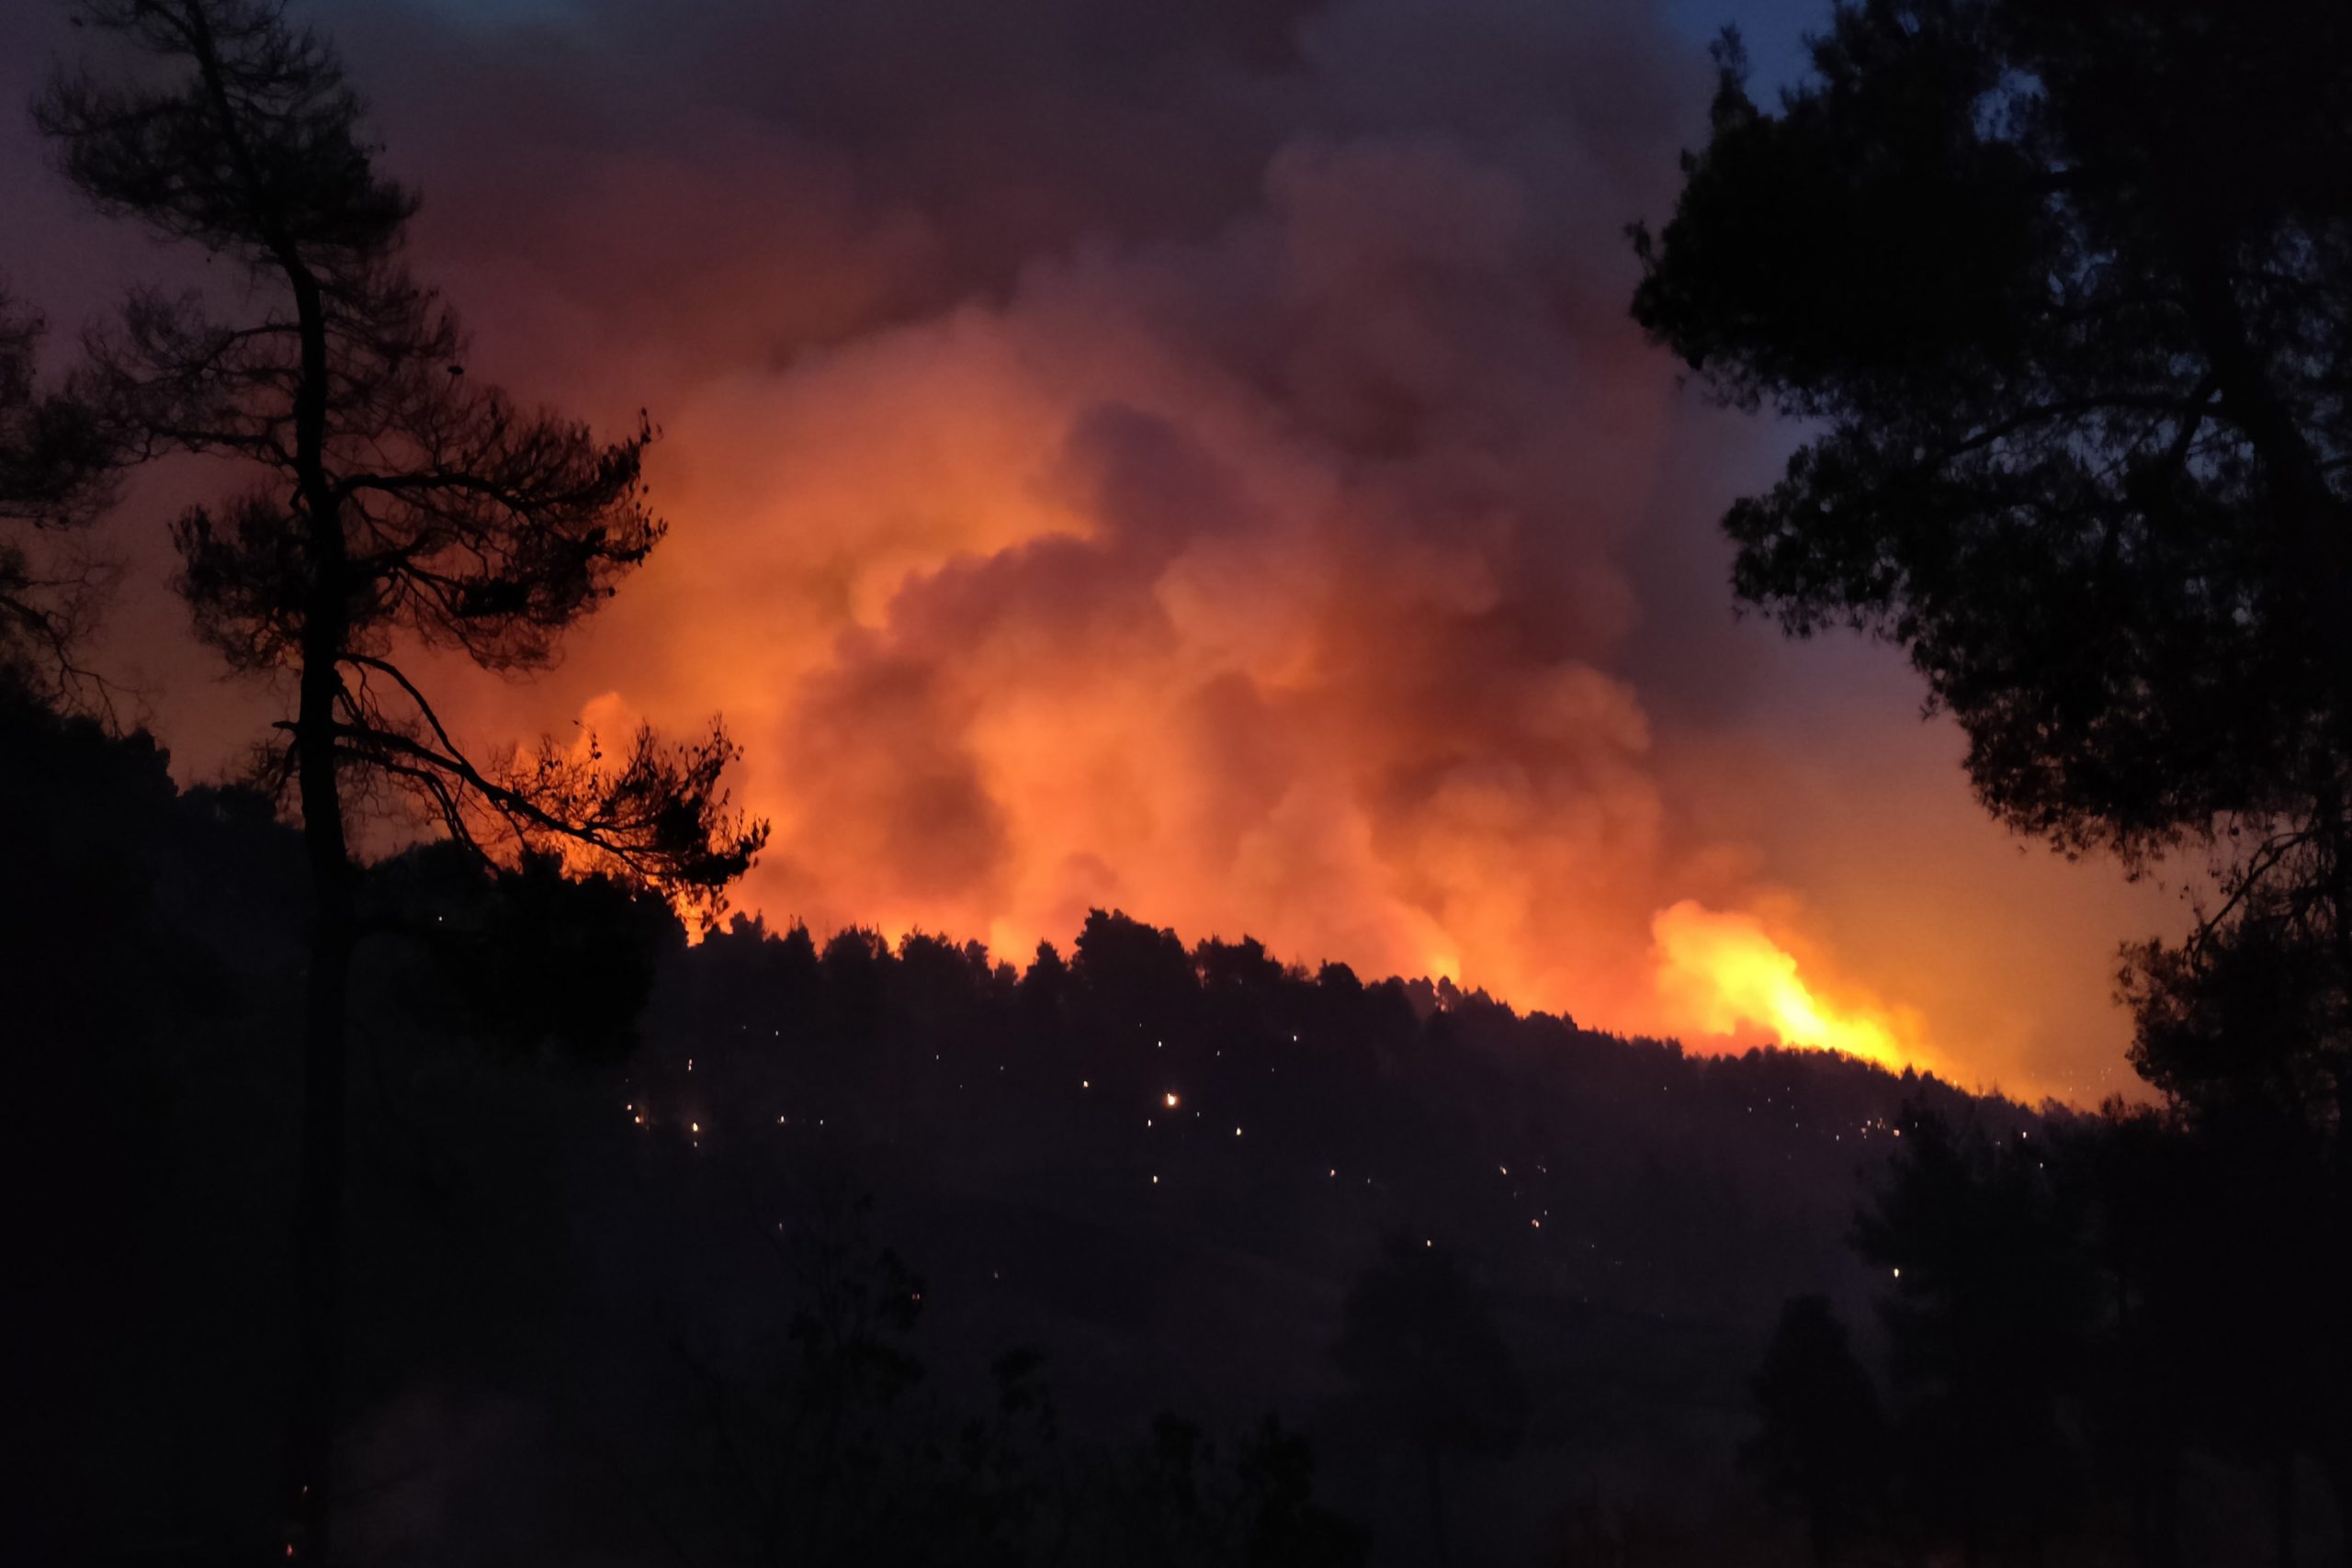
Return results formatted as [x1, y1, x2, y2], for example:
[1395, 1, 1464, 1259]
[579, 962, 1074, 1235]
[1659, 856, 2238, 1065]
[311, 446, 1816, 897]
[282, 653, 354, 1564]
[277, 225, 355, 1561]
[174, 10, 361, 1557]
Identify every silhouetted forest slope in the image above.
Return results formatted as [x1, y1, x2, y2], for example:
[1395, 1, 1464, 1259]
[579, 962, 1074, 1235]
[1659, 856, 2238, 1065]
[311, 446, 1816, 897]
[1, 694, 2030, 1565]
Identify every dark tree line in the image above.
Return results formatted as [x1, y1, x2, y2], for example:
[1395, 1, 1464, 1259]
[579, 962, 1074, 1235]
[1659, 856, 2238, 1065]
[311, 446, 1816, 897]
[6, 675, 2005, 1564]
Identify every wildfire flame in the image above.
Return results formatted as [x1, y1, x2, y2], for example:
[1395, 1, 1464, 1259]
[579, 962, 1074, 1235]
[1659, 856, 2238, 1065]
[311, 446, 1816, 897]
[1650, 900, 1917, 1072]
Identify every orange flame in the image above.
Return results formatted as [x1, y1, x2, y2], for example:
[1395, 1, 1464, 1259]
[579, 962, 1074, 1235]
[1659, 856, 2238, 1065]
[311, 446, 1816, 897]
[1650, 900, 1919, 1072]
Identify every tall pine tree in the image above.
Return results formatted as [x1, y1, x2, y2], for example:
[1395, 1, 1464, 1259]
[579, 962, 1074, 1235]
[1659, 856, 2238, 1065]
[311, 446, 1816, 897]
[38, 4, 766, 1557]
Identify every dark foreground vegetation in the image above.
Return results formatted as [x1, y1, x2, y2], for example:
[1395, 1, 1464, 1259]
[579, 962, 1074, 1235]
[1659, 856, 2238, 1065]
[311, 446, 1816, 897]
[5, 682, 2347, 1567]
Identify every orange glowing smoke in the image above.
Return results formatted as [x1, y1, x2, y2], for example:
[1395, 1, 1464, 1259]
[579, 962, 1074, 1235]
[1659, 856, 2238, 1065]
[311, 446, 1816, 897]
[417, 103, 1973, 1089]
[455, 144, 1954, 1086]
[1650, 900, 1920, 1071]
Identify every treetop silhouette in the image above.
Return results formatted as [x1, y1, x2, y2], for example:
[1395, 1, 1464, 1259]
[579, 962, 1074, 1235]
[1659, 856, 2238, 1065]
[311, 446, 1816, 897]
[1633, 0, 2352, 865]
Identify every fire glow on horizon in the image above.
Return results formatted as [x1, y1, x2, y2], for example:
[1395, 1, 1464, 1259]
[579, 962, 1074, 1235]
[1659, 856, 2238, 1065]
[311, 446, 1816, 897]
[1649, 900, 1918, 1072]
[575, 684, 1940, 1076]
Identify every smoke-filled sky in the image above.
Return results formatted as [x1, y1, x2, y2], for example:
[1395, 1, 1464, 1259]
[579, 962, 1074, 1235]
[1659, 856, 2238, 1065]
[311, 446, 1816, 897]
[0, 0, 2187, 1101]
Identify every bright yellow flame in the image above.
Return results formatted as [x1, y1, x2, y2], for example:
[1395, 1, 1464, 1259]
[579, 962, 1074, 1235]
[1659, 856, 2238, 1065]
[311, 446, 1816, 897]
[1650, 900, 1913, 1071]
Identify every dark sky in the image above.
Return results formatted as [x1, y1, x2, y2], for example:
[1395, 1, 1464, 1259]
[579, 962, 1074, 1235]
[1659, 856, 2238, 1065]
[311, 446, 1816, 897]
[0, 0, 2181, 1100]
